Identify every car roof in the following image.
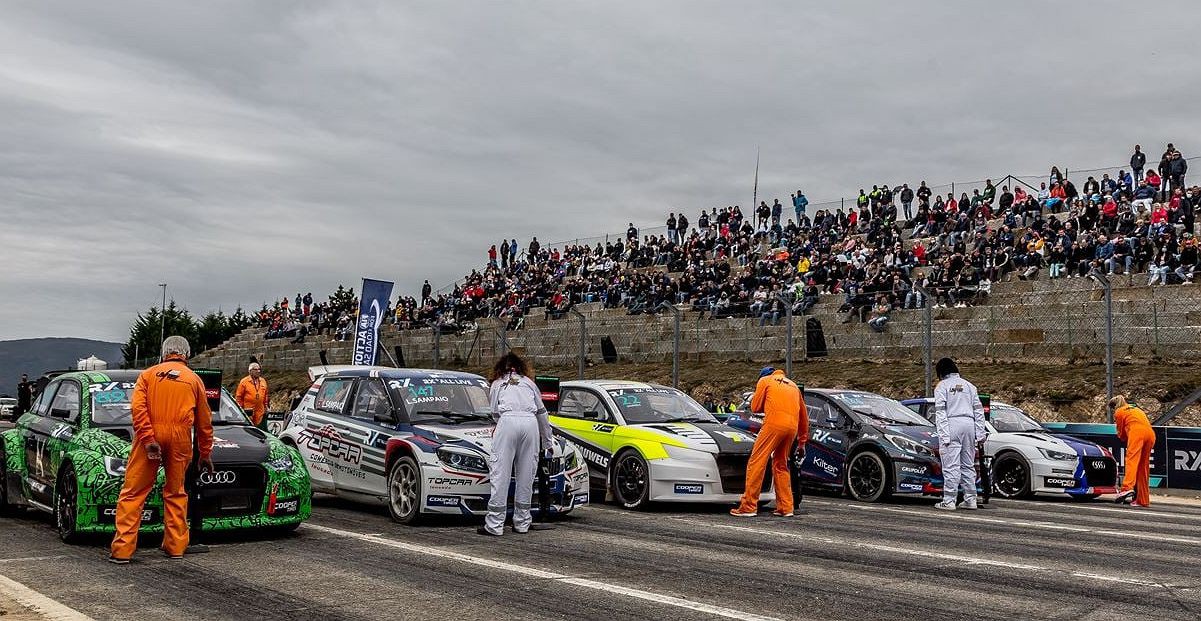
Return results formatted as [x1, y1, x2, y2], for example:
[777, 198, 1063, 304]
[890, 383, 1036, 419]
[561, 379, 673, 391]
[51, 370, 141, 384]
[325, 367, 486, 381]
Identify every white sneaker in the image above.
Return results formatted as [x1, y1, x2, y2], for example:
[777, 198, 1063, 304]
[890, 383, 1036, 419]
[934, 500, 957, 511]
[957, 499, 978, 510]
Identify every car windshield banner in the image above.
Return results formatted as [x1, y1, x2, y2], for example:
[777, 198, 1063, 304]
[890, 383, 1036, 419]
[352, 278, 394, 365]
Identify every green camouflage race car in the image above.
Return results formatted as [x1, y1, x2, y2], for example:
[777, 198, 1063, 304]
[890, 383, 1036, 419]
[0, 370, 311, 542]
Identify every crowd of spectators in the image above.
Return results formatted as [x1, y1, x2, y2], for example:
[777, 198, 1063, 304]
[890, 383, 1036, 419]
[263, 143, 1196, 339]
[258, 288, 361, 342]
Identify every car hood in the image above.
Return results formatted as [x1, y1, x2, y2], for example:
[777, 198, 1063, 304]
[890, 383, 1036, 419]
[875, 424, 940, 450]
[209, 425, 273, 464]
[632, 421, 758, 455]
[90, 423, 272, 465]
[990, 431, 1073, 453]
[415, 422, 576, 458]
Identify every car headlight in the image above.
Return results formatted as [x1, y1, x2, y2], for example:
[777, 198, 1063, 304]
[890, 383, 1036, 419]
[266, 455, 295, 472]
[1039, 448, 1077, 461]
[565, 450, 580, 471]
[664, 444, 714, 462]
[886, 434, 934, 457]
[103, 456, 128, 477]
[437, 447, 488, 473]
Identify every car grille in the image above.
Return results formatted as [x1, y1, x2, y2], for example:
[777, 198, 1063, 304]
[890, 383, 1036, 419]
[716, 455, 771, 495]
[1082, 456, 1118, 486]
[194, 465, 267, 518]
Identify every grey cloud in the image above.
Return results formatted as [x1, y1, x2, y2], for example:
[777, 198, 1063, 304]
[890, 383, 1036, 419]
[1, 1, 1199, 341]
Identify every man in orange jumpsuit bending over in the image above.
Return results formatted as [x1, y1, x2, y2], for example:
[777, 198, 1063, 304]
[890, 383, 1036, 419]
[110, 336, 214, 563]
[1111, 396, 1156, 507]
[731, 367, 808, 517]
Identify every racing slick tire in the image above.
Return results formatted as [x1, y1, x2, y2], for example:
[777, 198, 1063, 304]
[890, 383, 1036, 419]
[55, 463, 83, 544]
[991, 452, 1032, 499]
[611, 450, 650, 510]
[846, 451, 892, 503]
[386, 455, 424, 525]
[1067, 493, 1101, 501]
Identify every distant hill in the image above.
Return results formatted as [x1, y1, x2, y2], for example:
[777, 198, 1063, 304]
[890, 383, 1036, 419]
[0, 338, 124, 394]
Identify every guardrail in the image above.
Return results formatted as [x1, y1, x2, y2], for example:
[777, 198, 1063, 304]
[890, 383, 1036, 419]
[1043, 423, 1201, 490]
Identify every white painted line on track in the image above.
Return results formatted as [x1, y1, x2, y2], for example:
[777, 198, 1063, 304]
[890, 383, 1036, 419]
[304, 523, 781, 621]
[0, 573, 94, 620]
[662, 517, 1172, 589]
[997, 502, 1201, 521]
[0, 556, 68, 564]
[806, 501, 1201, 546]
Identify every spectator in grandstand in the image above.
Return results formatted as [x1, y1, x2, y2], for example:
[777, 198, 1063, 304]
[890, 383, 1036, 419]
[792, 190, 808, 221]
[1131, 145, 1146, 180]
[867, 295, 891, 332]
[1167, 150, 1188, 193]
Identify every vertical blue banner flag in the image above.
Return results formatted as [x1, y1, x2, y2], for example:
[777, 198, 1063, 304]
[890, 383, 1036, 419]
[352, 278, 394, 365]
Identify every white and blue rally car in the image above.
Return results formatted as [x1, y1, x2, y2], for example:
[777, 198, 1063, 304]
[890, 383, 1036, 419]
[280, 366, 590, 524]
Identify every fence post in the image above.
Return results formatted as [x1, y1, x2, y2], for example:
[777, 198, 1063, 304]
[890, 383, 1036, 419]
[433, 325, 441, 367]
[916, 284, 932, 397]
[1089, 270, 1115, 420]
[658, 302, 681, 388]
[568, 307, 586, 380]
[778, 292, 794, 376]
[1152, 303, 1160, 358]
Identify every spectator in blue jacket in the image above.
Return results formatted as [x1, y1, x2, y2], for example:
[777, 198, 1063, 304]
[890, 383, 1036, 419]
[792, 190, 809, 222]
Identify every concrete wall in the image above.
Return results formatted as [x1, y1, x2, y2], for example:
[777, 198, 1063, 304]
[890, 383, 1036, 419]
[193, 275, 1201, 376]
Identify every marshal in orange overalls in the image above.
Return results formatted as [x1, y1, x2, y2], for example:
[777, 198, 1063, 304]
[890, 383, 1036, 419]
[235, 374, 269, 427]
[734, 370, 808, 514]
[110, 356, 214, 560]
[1115, 404, 1156, 507]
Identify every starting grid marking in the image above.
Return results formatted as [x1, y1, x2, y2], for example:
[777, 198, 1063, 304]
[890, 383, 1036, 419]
[304, 523, 781, 621]
[661, 516, 1174, 589]
[0, 573, 94, 621]
[805, 500, 1201, 546]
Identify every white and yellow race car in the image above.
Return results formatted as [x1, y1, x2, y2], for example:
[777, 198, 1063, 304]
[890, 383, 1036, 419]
[550, 380, 771, 509]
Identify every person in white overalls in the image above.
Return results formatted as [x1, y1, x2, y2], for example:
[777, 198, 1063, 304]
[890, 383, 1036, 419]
[933, 358, 987, 511]
[479, 353, 552, 536]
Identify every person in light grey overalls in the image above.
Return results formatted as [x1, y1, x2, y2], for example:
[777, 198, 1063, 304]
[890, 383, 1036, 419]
[933, 358, 987, 511]
[479, 352, 552, 536]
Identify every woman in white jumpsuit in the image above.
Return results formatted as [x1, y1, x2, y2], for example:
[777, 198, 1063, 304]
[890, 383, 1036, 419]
[933, 358, 987, 511]
[479, 353, 552, 536]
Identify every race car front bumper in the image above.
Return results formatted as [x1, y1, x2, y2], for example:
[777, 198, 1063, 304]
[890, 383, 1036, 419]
[647, 453, 775, 504]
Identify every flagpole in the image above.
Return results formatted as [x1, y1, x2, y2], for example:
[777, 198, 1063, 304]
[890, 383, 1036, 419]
[752, 147, 760, 212]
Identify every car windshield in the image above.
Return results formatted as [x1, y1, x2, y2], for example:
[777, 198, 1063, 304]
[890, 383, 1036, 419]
[387, 377, 493, 424]
[606, 388, 717, 424]
[830, 392, 933, 426]
[90, 381, 249, 426]
[989, 402, 1044, 433]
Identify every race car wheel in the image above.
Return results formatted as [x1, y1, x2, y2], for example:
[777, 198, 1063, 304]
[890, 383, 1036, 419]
[992, 453, 1032, 499]
[386, 455, 423, 525]
[846, 451, 891, 503]
[612, 451, 650, 510]
[55, 464, 82, 544]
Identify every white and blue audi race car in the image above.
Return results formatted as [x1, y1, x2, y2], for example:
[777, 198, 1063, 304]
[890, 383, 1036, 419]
[903, 398, 1118, 500]
[280, 366, 590, 524]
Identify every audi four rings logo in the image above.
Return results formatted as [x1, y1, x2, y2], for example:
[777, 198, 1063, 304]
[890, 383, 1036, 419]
[1090, 459, 1108, 469]
[199, 471, 237, 485]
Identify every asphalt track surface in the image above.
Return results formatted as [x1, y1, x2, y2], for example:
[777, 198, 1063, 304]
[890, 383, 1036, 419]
[1, 492, 1199, 621]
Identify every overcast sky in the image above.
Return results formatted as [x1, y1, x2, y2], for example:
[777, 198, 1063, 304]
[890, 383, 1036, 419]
[1, 1, 1198, 342]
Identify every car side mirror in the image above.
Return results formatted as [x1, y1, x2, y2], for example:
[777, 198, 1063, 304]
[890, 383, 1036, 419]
[582, 410, 602, 420]
[374, 408, 396, 424]
[50, 407, 71, 419]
